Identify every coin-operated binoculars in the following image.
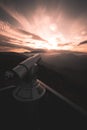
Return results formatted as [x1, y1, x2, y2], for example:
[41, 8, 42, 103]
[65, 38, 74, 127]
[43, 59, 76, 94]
[5, 54, 46, 101]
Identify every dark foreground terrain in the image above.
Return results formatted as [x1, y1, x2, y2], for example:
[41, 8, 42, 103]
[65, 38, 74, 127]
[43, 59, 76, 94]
[0, 51, 87, 129]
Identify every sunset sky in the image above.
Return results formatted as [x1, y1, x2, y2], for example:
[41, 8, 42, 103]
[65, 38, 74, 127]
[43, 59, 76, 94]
[0, 0, 87, 52]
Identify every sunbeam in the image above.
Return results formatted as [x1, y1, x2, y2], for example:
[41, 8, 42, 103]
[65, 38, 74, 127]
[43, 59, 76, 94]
[0, 3, 87, 52]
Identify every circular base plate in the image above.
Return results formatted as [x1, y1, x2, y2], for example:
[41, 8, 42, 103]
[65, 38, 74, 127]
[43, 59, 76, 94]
[13, 84, 46, 102]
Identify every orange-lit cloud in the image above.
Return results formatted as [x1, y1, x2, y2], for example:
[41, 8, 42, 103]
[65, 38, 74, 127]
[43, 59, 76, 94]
[0, 4, 87, 52]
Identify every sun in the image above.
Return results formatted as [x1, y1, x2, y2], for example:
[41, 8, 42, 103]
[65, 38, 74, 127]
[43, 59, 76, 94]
[49, 24, 57, 31]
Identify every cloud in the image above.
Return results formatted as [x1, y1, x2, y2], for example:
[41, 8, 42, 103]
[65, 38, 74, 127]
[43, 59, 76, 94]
[0, 20, 47, 52]
[0, 2, 87, 52]
[78, 40, 87, 46]
[0, 46, 28, 52]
